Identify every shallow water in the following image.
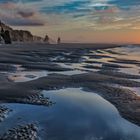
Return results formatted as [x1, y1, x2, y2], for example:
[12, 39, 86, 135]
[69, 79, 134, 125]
[8, 70, 48, 82]
[8, 69, 87, 82]
[52, 70, 87, 75]
[55, 45, 140, 75]
[7, 45, 140, 82]
[126, 87, 140, 96]
[103, 45, 140, 75]
[0, 88, 140, 140]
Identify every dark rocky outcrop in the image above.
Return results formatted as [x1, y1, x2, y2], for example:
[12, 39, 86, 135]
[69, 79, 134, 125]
[0, 20, 44, 42]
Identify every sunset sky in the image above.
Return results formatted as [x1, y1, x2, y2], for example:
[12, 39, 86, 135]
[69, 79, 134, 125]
[0, 0, 140, 43]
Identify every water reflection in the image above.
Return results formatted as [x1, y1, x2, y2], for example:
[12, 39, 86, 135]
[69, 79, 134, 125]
[8, 70, 48, 82]
[0, 88, 140, 140]
[7, 45, 140, 82]
[42, 88, 140, 140]
[85, 46, 140, 75]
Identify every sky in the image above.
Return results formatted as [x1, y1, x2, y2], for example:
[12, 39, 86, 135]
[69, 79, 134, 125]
[0, 0, 140, 43]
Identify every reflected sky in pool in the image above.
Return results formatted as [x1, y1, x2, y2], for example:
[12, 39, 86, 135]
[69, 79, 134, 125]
[1, 88, 140, 140]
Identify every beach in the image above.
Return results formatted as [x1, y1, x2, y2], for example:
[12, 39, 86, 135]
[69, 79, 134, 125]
[0, 43, 140, 140]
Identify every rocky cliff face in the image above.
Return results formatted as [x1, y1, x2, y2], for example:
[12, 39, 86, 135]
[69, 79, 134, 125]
[0, 21, 44, 42]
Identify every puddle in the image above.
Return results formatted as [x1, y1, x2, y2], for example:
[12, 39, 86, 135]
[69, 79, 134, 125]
[8, 70, 48, 82]
[119, 64, 140, 75]
[108, 83, 140, 97]
[58, 63, 99, 72]
[1, 88, 140, 140]
[8, 69, 88, 82]
[52, 70, 87, 75]
[124, 87, 140, 96]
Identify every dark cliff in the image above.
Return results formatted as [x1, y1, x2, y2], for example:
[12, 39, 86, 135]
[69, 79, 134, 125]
[0, 21, 43, 42]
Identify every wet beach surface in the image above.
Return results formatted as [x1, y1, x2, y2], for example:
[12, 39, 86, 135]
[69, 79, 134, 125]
[0, 43, 140, 139]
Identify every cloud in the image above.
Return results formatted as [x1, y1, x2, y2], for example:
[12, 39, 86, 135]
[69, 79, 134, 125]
[40, 1, 90, 14]
[0, 0, 140, 32]
[17, 11, 35, 18]
[5, 19, 45, 26]
[0, 0, 42, 4]
[0, 2, 45, 26]
[108, 0, 140, 10]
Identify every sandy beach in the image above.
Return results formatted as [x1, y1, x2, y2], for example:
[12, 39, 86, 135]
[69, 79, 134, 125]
[0, 43, 140, 139]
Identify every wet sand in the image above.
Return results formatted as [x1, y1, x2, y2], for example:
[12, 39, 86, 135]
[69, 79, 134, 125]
[0, 43, 140, 139]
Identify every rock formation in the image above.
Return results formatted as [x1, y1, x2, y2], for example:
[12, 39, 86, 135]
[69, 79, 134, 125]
[44, 34, 50, 44]
[0, 20, 44, 42]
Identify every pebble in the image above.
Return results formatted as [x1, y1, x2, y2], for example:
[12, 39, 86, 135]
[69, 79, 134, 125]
[0, 105, 11, 122]
[15, 94, 54, 106]
[0, 123, 38, 140]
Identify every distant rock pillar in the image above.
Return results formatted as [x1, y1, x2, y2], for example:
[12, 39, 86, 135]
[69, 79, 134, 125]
[57, 37, 61, 44]
[44, 35, 50, 44]
[3, 30, 12, 44]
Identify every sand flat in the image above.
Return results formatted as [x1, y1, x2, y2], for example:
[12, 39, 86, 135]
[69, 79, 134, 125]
[0, 43, 140, 139]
